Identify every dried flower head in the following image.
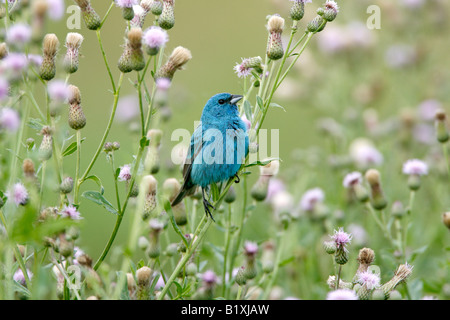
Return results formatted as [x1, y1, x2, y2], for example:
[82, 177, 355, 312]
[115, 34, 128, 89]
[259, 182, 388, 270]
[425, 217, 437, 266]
[156, 46, 192, 80]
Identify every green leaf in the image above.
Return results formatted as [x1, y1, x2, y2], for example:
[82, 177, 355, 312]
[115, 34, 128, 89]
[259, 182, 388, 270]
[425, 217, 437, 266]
[84, 175, 105, 195]
[81, 191, 118, 215]
[243, 100, 252, 121]
[26, 118, 45, 131]
[116, 271, 131, 300]
[140, 136, 150, 148]
[269, 102, 286, 112]
[256, 95, 264, 110]
[61, 138, 86, 157]
[245, 157, 280, 168]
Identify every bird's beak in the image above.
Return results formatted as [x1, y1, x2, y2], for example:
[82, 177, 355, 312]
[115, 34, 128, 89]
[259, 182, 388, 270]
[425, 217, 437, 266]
[230, 95, 243, 105]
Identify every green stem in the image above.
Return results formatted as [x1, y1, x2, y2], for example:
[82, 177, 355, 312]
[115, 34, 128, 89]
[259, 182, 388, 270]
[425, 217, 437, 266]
[73, 130, 82, 206]
[222, 204, 233, 297]
[262, 228, 287, 299]
[79, 73, 124, 184]
[95, 29, 116, 93]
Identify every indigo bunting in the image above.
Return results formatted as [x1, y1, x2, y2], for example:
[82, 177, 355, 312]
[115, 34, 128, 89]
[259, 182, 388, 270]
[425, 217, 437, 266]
[171, 93, 249, 220]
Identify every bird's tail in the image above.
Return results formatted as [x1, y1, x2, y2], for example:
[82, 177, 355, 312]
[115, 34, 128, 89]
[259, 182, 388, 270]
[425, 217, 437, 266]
[171, 184, 196, 207]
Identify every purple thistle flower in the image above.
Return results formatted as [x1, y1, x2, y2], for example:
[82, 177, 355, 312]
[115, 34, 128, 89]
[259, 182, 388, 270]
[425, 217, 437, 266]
[27, 54, 43, 68]
[115, 0, 139, 8]
[2, 52, 28, 76]
[118, 164, 132, 181]
[46, 0, 65, 20]
[8, 183, 28, 206]
[59, 205, 82, 220]
[0, 78, 10, 101]
[300, 188, 324, 212]
[402, 159, 428, 176]
[6, 23, 32, 45]
[202, 270, 218, 286]
[116, 95, 140, 123]
[326, 289, 358, 300]
[343, 171, 362, 188]
[48, 80, 70, 103]
[244, 241, 258, 257]
[156, 77, 171, 91]
[331, 227, 352, 251]
[13, 268, 33, 286]
[143, 26, 169, 50]
[0, 107, 20, 132]
[357, 270, 381, 290]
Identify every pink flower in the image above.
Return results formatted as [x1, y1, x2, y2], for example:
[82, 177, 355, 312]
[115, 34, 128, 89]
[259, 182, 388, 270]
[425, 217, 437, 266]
[402, 159, 428, 176]
[202, 270, 218, 286]
[244, 241, 258, 256]
[331, 227, 352, 250]
[13, 269, 33, 286]
[59, 205, 82, 220]
[8, 183, 29, 206]
[156, 77, 171, 91]
[326, 289, 358, 300]
[27, 54, 43, 68]
[300, 188, 324, 212]
[118, 164, 132, 181]
[2, 52, 28, 76]
[0, 77, 8, 101]
[357, 271, 381, 290]
[241, 115, 251, 130]
[6, 23, 31, 45]
[0, 108, 20, 132]
[343, 172, 362, 188]
[46, 0, 65, 20]
[115, 0, 139, 8]
[143, 26, 169, 50]
[48, 80, 70, 103]
[116, 95, 140, 123]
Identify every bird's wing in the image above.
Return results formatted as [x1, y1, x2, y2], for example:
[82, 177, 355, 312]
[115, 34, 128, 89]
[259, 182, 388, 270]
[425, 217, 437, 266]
[171, 125, 204, 206]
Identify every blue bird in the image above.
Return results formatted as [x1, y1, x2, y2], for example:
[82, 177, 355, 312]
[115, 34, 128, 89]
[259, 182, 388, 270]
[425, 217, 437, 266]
[171, 93, 249, 220]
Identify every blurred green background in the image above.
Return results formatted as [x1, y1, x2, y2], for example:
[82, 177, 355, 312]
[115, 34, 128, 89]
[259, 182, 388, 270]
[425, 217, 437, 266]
[35, 0, 450, 298]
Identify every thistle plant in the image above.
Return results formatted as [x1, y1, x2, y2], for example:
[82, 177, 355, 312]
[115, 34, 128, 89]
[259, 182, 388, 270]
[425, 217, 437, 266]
[0, 0, 446, 302]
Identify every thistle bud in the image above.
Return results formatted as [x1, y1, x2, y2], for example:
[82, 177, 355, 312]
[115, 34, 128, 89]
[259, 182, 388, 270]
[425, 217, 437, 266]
[290, 0, 306, 21]
[159, 0, 175, 30]
[242, 241, 258, 280]
[353, 247, 375, 282]
[39, 126, 53, 161]
[163, 178, 187, 225]
[343, 171, 369, 203]
[39, 34, 59, 81]
[118, 28, 145, 73]
[323, 0, 339, 22]
[380, 263, 413, 299]
[224, 186, 236, 203]
[57, 234, 73, 258]
[0, 43, 8, 60]
[306, 15, 326, 33]
[148, 219, 164, 258]
[235, 266, 247, 286]
[31, 0, 48, 42]
[266, 15, 285, 60]
[67, 85, 86, 130]
[136, 266, 152, 300]
[391, 201, 405, 218]
[156, 46, 192, 80]
[145, 129, 163, 174]
[116, 0, 138, 21]
[63, 33, 84, 74]
[261, 241, 275, 273]
[323, 240, 337, 255]
[60, 177, 74, 194]
[365, 169, 387, 210]
[251, 160, 280, 201]
[141, 175, 158, 220]
[442, 212, 450, 230]
[127, 273, 137, 298]
[74, 0, 101, 30]
[435, 109, 449, 143]
[22, 158, 36, 181]
[144, 0, 163, 16]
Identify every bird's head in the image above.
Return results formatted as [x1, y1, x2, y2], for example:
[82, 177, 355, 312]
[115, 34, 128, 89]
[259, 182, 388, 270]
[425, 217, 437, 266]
[201, 93, 243, 120]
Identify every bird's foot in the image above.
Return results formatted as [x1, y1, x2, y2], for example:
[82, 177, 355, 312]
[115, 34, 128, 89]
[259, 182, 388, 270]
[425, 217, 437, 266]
[202, 198, 216, 222]
[234, 174, 240, 184]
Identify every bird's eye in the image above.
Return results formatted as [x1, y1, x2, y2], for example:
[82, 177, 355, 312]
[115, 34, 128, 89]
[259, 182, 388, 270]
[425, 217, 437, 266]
[218, 99, 225, 105]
